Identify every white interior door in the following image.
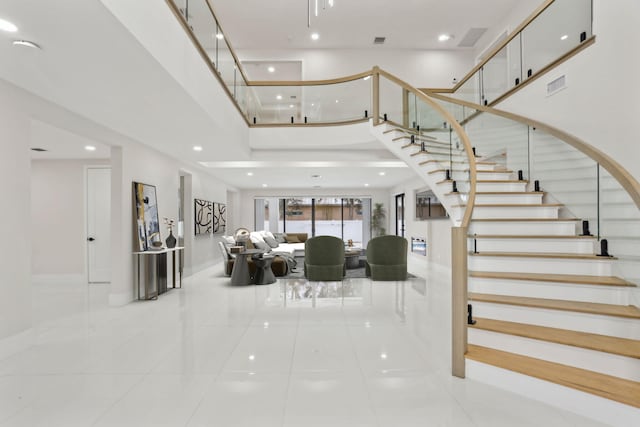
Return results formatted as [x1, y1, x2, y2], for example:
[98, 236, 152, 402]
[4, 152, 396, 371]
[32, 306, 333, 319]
[87, 167, 111, 283]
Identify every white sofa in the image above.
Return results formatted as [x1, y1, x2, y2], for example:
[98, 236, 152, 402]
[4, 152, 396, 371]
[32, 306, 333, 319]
[249, 231, 306, 257]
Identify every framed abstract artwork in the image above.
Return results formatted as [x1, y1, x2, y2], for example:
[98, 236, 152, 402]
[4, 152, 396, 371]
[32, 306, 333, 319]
[133, 182, 160, 251]
[213, 202, 226, 235]
[194, 198, 213, 235]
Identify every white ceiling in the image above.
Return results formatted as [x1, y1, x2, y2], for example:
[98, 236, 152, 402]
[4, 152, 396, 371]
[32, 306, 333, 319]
[211, 0, 529, 50]
[0, 0, 538, 190]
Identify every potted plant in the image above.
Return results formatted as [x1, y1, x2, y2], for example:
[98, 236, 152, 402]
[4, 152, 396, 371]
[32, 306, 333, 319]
[371, 203, 387, 237]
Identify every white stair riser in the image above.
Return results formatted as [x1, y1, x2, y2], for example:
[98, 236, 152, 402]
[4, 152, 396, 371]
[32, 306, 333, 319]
[428, 171, 472, 181]
[471, 301, 640, 340]
[462, 193, 544, 205]
[468, 205, 560, 219]
[469, 255, 613, 276]
[469, 221, 577, 236]
[466, 360, 640, 427]
[469, 277, 630, 305]
[469, 238, 595, 254]
[437, 181, 527, 193]
[468, 328, 640, 382]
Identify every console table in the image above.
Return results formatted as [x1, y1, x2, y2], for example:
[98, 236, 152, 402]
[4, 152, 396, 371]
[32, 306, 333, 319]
[133, 246, 184, 300]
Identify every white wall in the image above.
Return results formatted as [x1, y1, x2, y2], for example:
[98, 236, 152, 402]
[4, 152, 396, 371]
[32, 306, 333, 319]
[0, 82, 33, 338]
[238, 48, 475, 88]
[390, 178, 453, 271]
[31, 159, 109, 279]
[109, 141, 234, 305]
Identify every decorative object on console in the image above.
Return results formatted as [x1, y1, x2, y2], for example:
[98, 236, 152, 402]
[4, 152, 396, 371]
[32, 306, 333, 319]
[194, 199, 213, 235]
[164, 217, 176, 248]
[133, 182, 160, 251]
[213, 202, 226, 234]
[233, 227, 251, 248]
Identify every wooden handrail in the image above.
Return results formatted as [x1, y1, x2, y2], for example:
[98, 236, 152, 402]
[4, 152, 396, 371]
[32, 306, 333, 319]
[425, 92, 640, 211]
[248, 70, 374, 87]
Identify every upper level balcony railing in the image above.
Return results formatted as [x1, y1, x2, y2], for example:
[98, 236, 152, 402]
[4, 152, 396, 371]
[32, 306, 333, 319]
[426, 0, 594, 106]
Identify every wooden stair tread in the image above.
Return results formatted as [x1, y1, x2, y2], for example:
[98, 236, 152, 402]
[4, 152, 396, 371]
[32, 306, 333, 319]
[469, 251, 614, 260]
[469, 235, 594, 239]
[458, 203, 562, 207]
[469, 271, 636, 287]
[471, 318, 640, 358]
[436, 179, 528, 184]
[472, 218, 580, 222]
[469, 292, 640, 319]
[466, 344, 640, 408]
[445, 191, 544, 196]
[428, 169, 513, 175]
[420, 160, 496, 165]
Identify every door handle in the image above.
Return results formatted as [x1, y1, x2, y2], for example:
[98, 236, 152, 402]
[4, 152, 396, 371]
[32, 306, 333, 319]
[87, 237, 96, 242]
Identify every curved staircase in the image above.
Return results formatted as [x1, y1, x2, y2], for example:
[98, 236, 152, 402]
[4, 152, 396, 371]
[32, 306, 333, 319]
[371, 121, 640, 423]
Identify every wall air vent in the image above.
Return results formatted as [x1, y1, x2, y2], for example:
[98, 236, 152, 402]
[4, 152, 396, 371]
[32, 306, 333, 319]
[373, 37, 386, 44]
[31, 148, 47, 152]
[458, 28, 487, 48]
[547, 74, 567, 96]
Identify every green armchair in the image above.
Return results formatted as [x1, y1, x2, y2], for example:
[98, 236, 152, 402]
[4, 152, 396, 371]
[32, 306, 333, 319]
[304, 235, 345, 281]
[365, 235, 408, 281]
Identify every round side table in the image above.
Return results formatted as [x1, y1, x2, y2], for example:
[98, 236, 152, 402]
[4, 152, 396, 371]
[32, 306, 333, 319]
[252, 255, 276, 285]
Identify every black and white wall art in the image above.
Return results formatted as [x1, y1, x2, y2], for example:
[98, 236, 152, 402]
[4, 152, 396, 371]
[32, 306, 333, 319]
[194, 198, 213, 235]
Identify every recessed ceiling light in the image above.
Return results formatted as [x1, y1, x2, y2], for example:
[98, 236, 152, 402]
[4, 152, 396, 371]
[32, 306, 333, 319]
[276, 95, 283, 100]
[364, 183, 370, 187]
[193, 146, 203, 152]
[379, 171, 386, 176]
[262, 183, 268, 188]
[311, 32, 319, 41]
[12, 40, 41, 49]
[267, 66, 275, 73]
[335, 99, 339, 103]
[215, 33, 224, 40]
[0, 18, 17, 33]
[560, 34, 568, 40]
[84, 145, 96, 151]
[289, 104, 294, 108]
[247, 172, 254, 176]
[438, 34, 452, 42]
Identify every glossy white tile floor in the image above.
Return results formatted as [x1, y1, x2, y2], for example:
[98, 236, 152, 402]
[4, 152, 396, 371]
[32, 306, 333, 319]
[0, 262, 611, 427]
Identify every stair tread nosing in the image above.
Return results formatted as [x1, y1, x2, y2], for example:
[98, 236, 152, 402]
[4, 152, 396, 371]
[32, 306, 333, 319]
[471, 318, 640, 359]
[469, 292, 640, 319]
[437, 179, 529, 184]
[469, 270, 636, 287]
[471, 218, 579, 222]
[466, 344, 640, 408]
[469, 235, 595, 240]
[469, 251, 615, 260]
[457, 203, 562, 208]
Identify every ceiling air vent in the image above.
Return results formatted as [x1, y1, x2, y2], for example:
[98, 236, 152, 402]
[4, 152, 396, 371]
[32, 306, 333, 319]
[547, 75, 567, 96]
[373, 37, 386, 45]
[458, 28, 488, 48]
[31, 148, 47, 152]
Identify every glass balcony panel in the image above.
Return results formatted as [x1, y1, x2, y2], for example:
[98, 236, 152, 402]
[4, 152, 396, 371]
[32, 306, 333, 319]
[457, 110, 528, 177]
[250, 77, 371, 124]
[482, 35, 522, 104]
[522, 0, 592, 80]
[378, 76, 405, 125]
[530, 129, 598, 232]
[452, 71, 481, 105]
[216, 30, 237, 97]
[598, 167, 640, 305]
[187, 0, 217, 58]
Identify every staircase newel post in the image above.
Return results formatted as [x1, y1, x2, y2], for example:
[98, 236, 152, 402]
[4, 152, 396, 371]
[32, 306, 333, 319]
[372, 67, 380, 126]
[452, 226, 468, 378]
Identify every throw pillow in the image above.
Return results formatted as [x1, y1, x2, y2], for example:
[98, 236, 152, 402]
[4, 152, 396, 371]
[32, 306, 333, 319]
[274, 233, 286, 243]
[263, 236, 279, 248]
[253, 239, 271, 252]
[285, 235, 301, 243]
[222, 236, 235, 245]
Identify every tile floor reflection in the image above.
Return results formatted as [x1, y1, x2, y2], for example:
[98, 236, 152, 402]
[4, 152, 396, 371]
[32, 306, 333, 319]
[0, 263, 609, 426]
